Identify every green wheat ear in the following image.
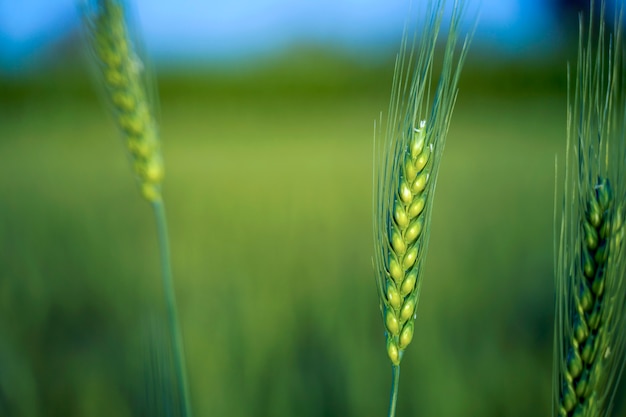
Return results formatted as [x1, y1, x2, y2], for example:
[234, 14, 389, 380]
[82, 2, 192, 416]
[373, 0, 472, 415]
[82, 0, 163, 202]
[555, 2, 626, 416]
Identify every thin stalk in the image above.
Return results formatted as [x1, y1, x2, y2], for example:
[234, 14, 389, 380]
[152, 200, 192, 417]
[388, 364, 400, 417]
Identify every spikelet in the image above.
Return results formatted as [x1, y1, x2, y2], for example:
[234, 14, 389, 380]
[82, 0, 163, 202]
[554, 2, 626, 416]
[373, 0, 472, 366]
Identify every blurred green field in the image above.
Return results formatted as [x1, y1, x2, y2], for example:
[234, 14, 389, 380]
[0, 59, 624, 416]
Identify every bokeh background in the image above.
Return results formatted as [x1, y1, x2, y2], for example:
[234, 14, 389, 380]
[1, 0, 625, 416]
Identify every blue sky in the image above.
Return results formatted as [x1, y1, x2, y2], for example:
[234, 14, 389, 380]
[0, 0, 591, 72]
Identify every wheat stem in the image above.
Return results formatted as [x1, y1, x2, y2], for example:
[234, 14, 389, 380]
[152, 201, 192, 417]
[387, 364, 401, 417]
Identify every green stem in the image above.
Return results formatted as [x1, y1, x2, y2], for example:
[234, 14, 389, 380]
[388, 364, 401, 417]
[152, 200, 192, 417]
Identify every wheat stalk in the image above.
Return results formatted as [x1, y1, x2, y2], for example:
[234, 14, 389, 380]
[373, 1, 472, 415]
[555, 2, 626, 416]
[81, 2, 192, 416]
[141, 316, 184, 417]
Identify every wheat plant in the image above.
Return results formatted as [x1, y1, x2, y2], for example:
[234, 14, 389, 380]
[373, 1, 472, 415]
[554, 2, 626, 416]
[81, 1, 192, 416]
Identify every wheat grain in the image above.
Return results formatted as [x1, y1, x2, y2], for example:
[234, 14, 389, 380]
[82, 0, 163, 202]
[555, 2, 626, 416]
[373, 0, 472, 367]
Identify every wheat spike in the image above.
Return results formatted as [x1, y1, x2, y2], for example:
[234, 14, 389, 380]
[373, 0, 472, 367]
[555, 2, 626, 416]
[81, 2, 193, 416]
[82, 0, 163, 202]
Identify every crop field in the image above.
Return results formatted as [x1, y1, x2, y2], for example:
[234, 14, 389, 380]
[0, 58, 624, 416]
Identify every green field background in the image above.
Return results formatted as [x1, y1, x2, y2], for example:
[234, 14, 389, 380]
[0, 52, 624, 416]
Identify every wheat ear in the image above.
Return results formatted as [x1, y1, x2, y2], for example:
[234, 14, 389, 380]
[81, 2, 192, 416]
[82, 0, 162, 202]
[555, 2, 626, 416]
[373, 1, 472, 415]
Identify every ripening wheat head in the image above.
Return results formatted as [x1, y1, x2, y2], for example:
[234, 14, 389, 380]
[373, 0, 472, 366]
[555, 2, 626, 416]
[82, 0, 164, 202]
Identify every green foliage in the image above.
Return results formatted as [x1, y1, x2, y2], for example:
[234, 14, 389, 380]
[0, 85, 582, 415]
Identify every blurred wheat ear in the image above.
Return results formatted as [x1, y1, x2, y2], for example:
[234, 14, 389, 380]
[372, 0, 473, 415]
[81, 0, 162, 202]
[81, 1, 192, 416]
[554, 1, 626, 416]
